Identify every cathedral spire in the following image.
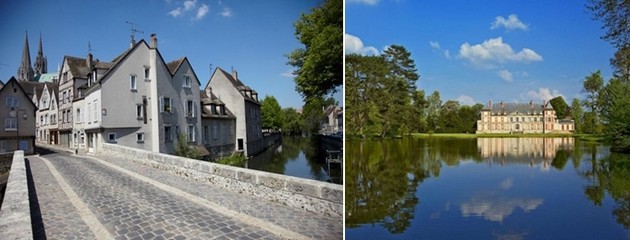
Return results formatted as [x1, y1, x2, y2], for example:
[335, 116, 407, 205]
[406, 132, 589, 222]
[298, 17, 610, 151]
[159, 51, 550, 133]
[34, 32, 47, 75]
[17, 31, 34, 81]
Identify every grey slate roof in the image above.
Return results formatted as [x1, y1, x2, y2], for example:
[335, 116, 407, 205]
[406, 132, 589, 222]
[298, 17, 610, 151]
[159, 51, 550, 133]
[484, 102, 552, 115]
[200, 90, 236, 119]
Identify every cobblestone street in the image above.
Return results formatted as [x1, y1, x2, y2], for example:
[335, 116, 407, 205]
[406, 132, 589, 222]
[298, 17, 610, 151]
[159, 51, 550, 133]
[27, 147, 342, 239]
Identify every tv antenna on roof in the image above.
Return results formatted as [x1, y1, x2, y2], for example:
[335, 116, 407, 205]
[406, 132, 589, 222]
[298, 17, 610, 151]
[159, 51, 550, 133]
[125, 21, 144, 45]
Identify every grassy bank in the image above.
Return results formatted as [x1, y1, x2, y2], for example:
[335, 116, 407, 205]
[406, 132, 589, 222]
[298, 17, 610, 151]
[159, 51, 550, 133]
[408, 132, 605, 140]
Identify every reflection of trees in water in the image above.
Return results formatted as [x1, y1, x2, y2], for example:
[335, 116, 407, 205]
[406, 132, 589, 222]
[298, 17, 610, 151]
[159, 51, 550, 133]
[247, 137, 336, 182]
[580, 144, 630, 228]
[345, 137, 481, 234]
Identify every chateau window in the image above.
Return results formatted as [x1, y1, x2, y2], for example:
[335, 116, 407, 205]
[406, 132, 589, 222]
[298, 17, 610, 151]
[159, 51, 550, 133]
[130, 75, 137, 91]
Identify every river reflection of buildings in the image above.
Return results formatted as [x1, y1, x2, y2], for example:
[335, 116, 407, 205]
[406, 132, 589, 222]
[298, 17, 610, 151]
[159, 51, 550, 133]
[477, 138, 574, 167]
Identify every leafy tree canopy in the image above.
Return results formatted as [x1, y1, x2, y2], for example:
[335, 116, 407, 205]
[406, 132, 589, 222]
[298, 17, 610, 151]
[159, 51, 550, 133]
[287, 0, 342, 100]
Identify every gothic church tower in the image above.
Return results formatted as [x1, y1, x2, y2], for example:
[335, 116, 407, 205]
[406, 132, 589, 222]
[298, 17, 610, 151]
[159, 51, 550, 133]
[17, 32, 34, 81]
[34, 33, 47, 75]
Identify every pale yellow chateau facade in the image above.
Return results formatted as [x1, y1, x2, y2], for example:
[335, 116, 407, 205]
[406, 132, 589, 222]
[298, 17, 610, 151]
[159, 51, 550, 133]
[476, 101, 574, 134]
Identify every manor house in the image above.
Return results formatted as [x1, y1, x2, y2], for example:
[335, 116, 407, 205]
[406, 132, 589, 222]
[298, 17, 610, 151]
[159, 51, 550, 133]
[476, 100, 574, 134]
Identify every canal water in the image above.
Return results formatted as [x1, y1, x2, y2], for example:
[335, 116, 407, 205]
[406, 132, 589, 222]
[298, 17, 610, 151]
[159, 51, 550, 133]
[346, 137, 630, 239]
[246, 136, 342, 184]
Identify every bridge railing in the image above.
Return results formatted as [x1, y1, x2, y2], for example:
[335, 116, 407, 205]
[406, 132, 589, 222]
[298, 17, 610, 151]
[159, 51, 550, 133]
[101, 143, 343, 217]
[0, 150, 33, 239]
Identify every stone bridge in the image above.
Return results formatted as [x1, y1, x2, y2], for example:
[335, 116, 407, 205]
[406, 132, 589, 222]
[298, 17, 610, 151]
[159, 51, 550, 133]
[0, 144, 342, 239]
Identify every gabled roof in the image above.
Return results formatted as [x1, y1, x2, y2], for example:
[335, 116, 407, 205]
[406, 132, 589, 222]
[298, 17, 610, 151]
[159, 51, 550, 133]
[208, 67, 260, 104]
[167, 57, 186, 75]
[17, 80, 45, 101]
[64, 55, 91, 78]
[2, 77, 38, 110]
[95, 39, 201, 88]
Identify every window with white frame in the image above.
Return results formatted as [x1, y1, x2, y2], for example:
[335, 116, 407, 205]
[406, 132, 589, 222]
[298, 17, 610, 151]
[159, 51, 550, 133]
[186, 100, 194, 117]
[5, 118, 17, 130]
[161, 97, 172, 113]
[6, 96, 19, 108]
[130, 75, 137, 91]
[188, 125, 195, 142]
[76, 108, 81, 123]
[136, 133, 144, 143]
[183, 75, 191, 88]
[108, 132, 117, 143]
[136, 104, 143, 120]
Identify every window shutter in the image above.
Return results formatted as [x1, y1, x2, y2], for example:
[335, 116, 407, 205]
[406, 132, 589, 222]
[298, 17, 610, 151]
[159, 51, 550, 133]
[194, 104, 197, 117]
[160, 97, 164, 113]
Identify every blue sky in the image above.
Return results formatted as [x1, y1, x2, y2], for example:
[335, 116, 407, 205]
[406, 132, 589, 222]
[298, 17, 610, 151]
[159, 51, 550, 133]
[0, 0, 339, 109]
[345, 0, 616, 106]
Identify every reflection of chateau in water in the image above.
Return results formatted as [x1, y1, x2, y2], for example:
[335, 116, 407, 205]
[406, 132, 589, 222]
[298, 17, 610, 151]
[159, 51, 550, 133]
[478, 138, 574, 165]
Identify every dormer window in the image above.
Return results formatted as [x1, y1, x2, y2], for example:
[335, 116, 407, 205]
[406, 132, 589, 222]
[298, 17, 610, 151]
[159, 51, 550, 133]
[220, 105, 226, 115]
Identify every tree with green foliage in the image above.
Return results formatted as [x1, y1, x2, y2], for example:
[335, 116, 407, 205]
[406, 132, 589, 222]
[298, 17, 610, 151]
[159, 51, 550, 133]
[582, 71, 604, 134]
[302, 96, 336, 135]
[260, 95, 284, 130]
[549, 96, 570, 119]
[409, 90, 428, 133]
[587, 0, 630, 49]
[611, 46, 630, 80]
[600, 78, 630, 152]
[571, 98, 585, 133]
[287, 0, 342, 100]
[282, 108, 304, 136]
[382, 45, 420, 136]
[437, 100, 461, 133]
[426, 91, 442, 132]
[174, 134, 202, 159]
[345, 54, 389, 137]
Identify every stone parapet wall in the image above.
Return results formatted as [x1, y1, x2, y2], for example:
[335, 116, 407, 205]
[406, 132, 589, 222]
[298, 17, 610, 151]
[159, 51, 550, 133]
[101, 143, 343, 217]
[0, 151, 33, 239]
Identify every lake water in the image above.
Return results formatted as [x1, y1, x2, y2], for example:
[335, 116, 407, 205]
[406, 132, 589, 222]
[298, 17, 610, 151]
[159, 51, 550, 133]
[246, 136, 342, 184]
[346, 137, 630, 239]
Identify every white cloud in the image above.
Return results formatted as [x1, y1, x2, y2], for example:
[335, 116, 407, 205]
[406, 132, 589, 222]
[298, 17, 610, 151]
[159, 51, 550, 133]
[220, 7, 232, 17]
[458, 37, 542, 68]
[345, 33, 379, 55]
[456, 95, 476, 106]
[525, 88, 564, 102]
[184, 0, 197, 11]
[168, 7, 183, 17]
[193, 4, 209, 21]
[429, 41, 441, 50]
[491, 14, 529, 31]
[461, 197, 543, 223]
[497, 69, 513, 82]
[444, 49, 451, 59]
[347, 0, 380, 5]
[499, 178, 513, 190]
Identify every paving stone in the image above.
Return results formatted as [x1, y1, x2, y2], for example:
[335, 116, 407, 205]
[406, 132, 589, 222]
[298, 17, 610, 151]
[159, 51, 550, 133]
[28, 145, 341, 239]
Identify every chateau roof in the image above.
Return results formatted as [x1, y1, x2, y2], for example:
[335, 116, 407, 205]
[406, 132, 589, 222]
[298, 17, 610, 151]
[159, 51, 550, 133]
[484, 101, 552, 115]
